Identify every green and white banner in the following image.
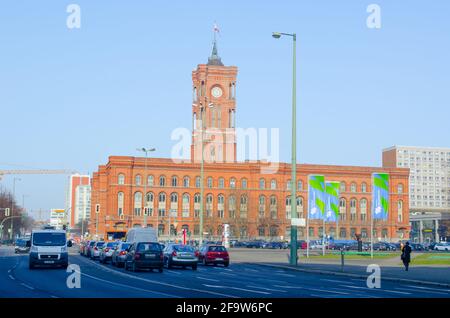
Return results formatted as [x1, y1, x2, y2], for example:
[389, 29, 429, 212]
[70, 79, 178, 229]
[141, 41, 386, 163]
[308, 175, 326, 220]
[372, 173, 389, 220]
[325, 181, 340, 222]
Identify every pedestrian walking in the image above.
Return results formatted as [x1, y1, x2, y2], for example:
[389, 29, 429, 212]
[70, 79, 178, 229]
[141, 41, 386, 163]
[401, 241, 412, 271]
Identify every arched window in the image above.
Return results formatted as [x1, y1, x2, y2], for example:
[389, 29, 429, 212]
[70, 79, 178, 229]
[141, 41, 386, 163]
[270, 179, 277, 190]
[340, 182, 346, 193]
[350, 182, 357, 193]
[297, 196, 304, 217]
[259, 178, 265, 190]
[194, 193, 200, 218]
[228, 195, 236, 218]
[134, 192, 142, 216]
[350, 199, 357, 221]
[170, 193, 178, 203]
[171, 176, 178, 187]
[147, 175, 154, 186]
[361, 228, 368, 239]
[258, 226, 265, 237]
[195, 176, 201, 188]
[339, 198, 346, 221]
[217, 194, 225, 218]
[118, 174, 125, 185]
[397, 200, 403, 222]
[145, 192, 154, 216]
[158, 192, 166, 217]
[207, 177, 213, 188]
[206, 194, 213, 217]
[158, 224, 165, 236]
[339, 228, 347, 239]
[218, 177, 225, 189]
[117, 192, 124, 215]
[230, 178, 236, 189]
[270, 195, 277, 219]
[183, 176, 190, 188]
[360, 198, 367, 221]
[182, 193, 190, 217]
[240, 195, 248, 218]
[258, 195, 266, 218]
[398, 184, 404, 194]
[159, 176, 166, 187]
[241, 178, 247, 189]
[297, 180, 303, 191]
[285, 196, 292, 219]
[286, 180, 292, 191]
[361, 182, 367, 193]
[269, 225, 279, 237]
[135, 175, 142, 186]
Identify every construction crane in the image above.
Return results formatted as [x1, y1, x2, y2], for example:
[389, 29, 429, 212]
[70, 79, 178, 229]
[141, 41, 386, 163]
[0, 169, 78, 181]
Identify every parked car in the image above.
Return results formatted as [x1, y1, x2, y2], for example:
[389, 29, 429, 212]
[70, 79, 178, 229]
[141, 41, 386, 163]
[111, 242, 131, 267]
[124, 242, 164, 272]
[79, 241, 88, 255]
[411, 243, 425, 251]
[373, 242, 396, 251]
[246, 241, 265, 248]
[15, 238, 31, 254]
[434, 242, 450, 251]
[425, 242, 437, 251]
[85, 240, 96, 257]
[198, 244, 229, 267]
[233, 241, 248, 248]
[90, 241, 105, 260]
[163, 244, 198, 270]
[264, 241, 288, 249]
[99, 241, 119, 264]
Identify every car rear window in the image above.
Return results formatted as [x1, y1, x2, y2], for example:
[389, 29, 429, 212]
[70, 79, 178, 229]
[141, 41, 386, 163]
[97, 242, 105, 247]
[107, 242, 118, 247]
[121, 243, 131, 250]
[208, 246, 226, 252]
[173, 245, 194, 252]
[137, 243, 161, 252]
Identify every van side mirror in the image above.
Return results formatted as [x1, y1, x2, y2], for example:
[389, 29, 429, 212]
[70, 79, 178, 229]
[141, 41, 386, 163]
[26, 240, 31, 248]
[67, 240, 73, 247]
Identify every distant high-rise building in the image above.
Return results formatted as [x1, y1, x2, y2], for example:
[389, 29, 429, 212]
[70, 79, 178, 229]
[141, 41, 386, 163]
[66, 174, 91, 228]
[383, 146, 450, 242]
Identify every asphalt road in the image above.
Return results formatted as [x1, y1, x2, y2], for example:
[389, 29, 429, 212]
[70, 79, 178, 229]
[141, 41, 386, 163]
[1, 246, 450, 298]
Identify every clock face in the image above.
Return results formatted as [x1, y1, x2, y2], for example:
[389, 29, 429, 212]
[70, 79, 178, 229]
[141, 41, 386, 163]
[211, 86, 223, 98]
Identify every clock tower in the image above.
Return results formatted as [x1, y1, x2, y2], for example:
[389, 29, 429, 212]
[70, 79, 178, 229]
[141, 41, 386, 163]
[191, 39, 237, 163]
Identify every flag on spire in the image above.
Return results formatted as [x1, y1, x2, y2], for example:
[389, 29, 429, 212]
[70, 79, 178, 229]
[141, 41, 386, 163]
[213, 22, 220, 33]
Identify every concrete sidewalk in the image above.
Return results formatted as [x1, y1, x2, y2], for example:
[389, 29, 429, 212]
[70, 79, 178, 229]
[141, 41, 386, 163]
[229, 248, 450, 287]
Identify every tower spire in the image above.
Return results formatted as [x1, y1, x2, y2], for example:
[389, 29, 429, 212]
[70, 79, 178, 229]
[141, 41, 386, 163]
[208, 23, 224, 66]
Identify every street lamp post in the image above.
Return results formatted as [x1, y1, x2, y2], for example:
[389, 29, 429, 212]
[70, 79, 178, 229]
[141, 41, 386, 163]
[10, 177, 21, 241]
[272, 31, 298, 266]
[137, 147, 156, 228]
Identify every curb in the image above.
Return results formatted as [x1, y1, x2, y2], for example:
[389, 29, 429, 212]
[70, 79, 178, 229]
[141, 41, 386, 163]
[256, 263, 450, 288]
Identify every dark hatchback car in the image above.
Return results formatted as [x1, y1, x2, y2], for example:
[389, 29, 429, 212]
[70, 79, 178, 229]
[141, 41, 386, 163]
[198, 245, 230, 267]
[15, 238, 31, 254]
[125, 242, 164, 272]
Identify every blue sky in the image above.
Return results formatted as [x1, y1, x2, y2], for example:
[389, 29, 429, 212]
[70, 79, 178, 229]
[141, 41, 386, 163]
[0, 0, 449, 219]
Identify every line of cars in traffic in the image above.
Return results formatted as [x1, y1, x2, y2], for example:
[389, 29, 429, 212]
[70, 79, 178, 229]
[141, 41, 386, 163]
[79, 238, 230, 273]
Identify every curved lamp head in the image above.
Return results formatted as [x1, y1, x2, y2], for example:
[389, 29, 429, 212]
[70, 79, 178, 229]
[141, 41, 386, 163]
[272, 32, 282, 39]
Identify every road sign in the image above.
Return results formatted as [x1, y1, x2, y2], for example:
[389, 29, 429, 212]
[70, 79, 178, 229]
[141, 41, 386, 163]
[5, 208, 10, 217]
[291, 218, 306, 227]
[95, 204, 100, 214]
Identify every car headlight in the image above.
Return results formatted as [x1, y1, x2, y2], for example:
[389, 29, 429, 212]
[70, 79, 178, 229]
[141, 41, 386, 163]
[61, 246, 67, 253]
[31, 246, 38, 253]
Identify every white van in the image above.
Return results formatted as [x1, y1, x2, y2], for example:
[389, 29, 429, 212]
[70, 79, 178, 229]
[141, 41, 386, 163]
[125, 227, 158, 243]
[28, 229, 72, 269]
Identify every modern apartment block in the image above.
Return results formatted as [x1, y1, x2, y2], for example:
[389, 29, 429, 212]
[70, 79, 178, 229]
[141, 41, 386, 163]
[66, 174, 91, 228]
[383, 146, 450, 242]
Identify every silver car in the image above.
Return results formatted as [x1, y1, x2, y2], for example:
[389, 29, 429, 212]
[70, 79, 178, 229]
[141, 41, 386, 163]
[163, 244, 198, 270]
[90, 241, 106, 260]
[99, 242, 119, 264]
[111, 242, 131, 267]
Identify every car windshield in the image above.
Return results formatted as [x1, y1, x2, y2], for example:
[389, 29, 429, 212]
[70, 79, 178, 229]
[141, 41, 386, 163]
[107, 242, 117, 248]
[173, 245, 194, 252]
[208, 246, 226, 252]
[32, 232, 66, 246]
[121, 243, 131, 250]
[96, 242, 105, 247]
[137, 243, 161, 252]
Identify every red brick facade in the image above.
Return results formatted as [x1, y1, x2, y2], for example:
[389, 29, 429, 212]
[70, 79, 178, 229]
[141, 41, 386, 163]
[89, 48, 410, 242]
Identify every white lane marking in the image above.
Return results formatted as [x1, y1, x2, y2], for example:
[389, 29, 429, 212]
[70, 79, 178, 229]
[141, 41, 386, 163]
[203, 284, 271, 295]
[273, 285, 349, 295]
[9, 275, 15, 280]
[219, 272, 237, 276]
[258, 278, 289, 284]
[51, 296, 59, 299]
[274, 273, 296, 278]
[394, 287, 448, 295]
[7, 269, 11, 273]
[402, 285, 450, 293]
[246, 285, 287, 293]
[340, 285, 411, 295]
[78, 257, 237, 298]
[20, 283, 35, 290]
[223, 268, 233, 272]
[196, 276, 220, 282]
[273, 285, 303, 289]
[166, 270, 181, 275]
[321, 279, 356, 285]
[244, 268, 258, 272]
[79, 271, 179, 298]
